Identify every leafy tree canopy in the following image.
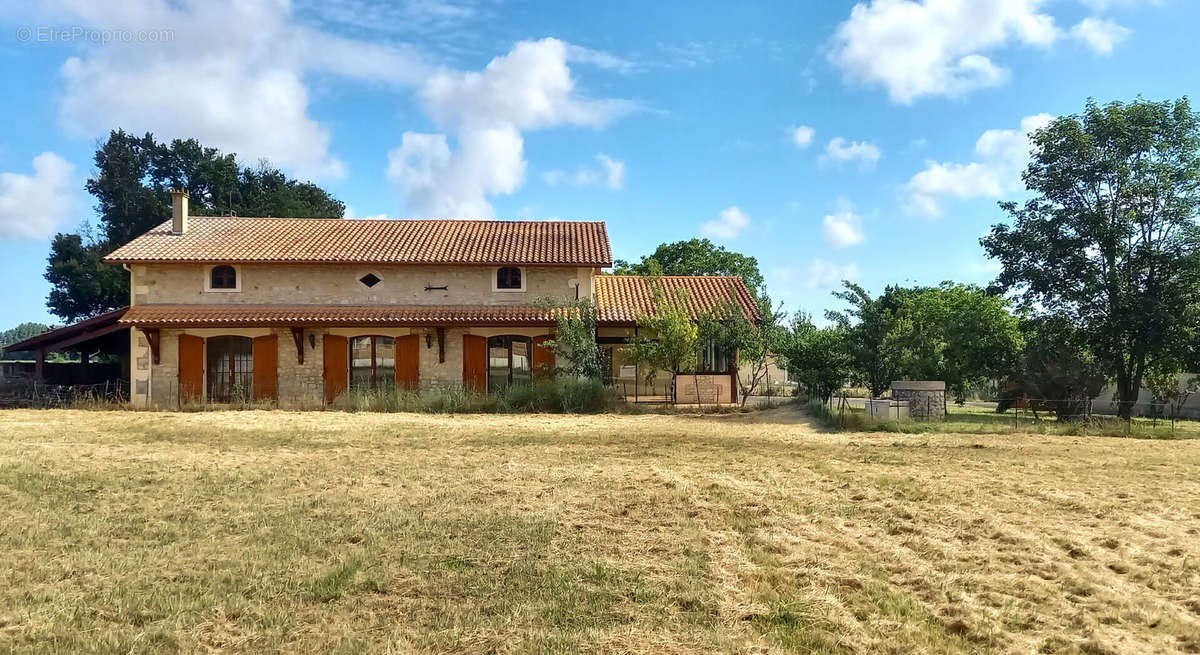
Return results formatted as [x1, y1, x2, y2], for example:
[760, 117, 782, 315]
[45, 130, 346, 322]
[1, 322, 54, 360]
[982, 97, 1200, 417]
[629, 285, 699, 403]
[826, 281, 1022, 402]
[533, 296, 603, 381]
[999, 316, 1109, 420]
[777, 313, 853, 404]
[613, 238, 765, 295]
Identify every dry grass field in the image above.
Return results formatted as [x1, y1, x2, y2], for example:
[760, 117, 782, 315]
[1, 408, 1198, 654]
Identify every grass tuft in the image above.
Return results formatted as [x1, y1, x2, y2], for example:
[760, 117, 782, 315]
[305, 557, 362, 603]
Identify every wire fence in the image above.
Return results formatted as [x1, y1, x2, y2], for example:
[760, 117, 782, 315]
[825, 394, 1194, 436]
[0, 379, 130, 408]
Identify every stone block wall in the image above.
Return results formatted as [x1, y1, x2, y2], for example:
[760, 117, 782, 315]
[889, 381, 946, 419]
[131, 263, 593, 307]
[675, 374, 734, 404]
[134, 325, 566, 407]
[276, 328, 325, 409]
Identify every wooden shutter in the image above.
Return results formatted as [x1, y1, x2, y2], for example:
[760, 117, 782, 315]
[323, 334, 348, 404]
[462, 334, 487, 391]
[532, 335, 555, 378]
[252, 334, 278, 402]
[395, 334, 420, 390]
[178, 334, 204, 403]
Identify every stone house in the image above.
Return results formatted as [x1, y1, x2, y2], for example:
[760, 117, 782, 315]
[105, 191, 759, 408]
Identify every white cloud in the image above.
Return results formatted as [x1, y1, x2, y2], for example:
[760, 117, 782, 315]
[28, 0, 433, 181]
[830, 0, 1060, 103]
[343, 205, 388, 220]
[772, 259, 859, 289]
[822, 200, 865, 247]
[905, 113, 1053, 216]
[701, 206, 750, 239]
[820, 137, 881, 170]
[543, 154, 625, 190]
[1071, 17, 1130, 54]
[564, 44, 641, 74]
[789, 125, 815, 148]
[0, 152, 76, 240]
[1079, 0, 1159, 9]
[389, 38, 636, 217]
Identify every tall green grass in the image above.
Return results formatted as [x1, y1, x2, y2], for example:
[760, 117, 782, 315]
[335, 377, 621, 414]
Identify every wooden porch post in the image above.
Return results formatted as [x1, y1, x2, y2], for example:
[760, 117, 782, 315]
[34, 348, 45, 382]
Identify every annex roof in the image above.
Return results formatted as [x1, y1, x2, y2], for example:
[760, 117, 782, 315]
[594, 275, 761, 325]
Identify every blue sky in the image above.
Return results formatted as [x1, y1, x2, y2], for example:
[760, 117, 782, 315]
[0, 0, 1195, 326]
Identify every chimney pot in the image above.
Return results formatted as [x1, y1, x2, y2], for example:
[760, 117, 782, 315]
[170, 189, 189, 234]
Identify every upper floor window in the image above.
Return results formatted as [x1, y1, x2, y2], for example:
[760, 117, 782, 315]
[495, 266, 523, 291]
[207, 265, 239, 292]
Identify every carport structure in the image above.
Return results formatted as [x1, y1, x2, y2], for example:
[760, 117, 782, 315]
[4, 307, 131, 384]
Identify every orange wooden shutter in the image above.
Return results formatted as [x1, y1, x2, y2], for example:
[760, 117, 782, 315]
[532, 335, 555, 377]
[462, 334, 487, 391]
[323, 334, 348, 404]
[252, 334, 278, 402]
[178, 334, 204, 403]
[395, 334, 420, 390]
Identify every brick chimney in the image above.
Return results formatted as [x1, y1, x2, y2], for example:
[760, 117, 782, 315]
[170, 189, 189, 234]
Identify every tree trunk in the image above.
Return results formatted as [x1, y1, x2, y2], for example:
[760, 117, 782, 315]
[1116, 368, 1137, 419]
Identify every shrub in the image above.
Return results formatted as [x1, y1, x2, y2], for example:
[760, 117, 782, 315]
[336, 377, 620, 414]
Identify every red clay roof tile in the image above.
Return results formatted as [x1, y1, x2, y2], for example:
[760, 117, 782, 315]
[104, 217, 613, 267]
[595, 275, 760, 324]
[119, 304, 560, 327]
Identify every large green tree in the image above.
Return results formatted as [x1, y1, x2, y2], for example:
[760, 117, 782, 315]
[999, 316, 1109, 420]
[45, 130, 346, 321]
[981, 97, 1200, 418]
[826, 281, 1022, 402]
[614, 238, 765, 294]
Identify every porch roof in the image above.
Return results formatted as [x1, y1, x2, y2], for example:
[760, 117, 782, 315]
[4, 307, 130, 353]
[118, 304, 562, 328]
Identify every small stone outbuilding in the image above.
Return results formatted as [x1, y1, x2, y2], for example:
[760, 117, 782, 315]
[889, 381, 946, 419]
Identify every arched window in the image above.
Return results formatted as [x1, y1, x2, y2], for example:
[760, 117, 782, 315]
[496, 266, 523, 291]
[350, 336, 395, 390]
[210, 265, 238, 290]
[207, 336, 253, 402]
[487, 335, 532, 391]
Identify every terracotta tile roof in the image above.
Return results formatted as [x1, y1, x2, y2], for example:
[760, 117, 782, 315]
[595, 275, 761, 324]
[104, 217, 613, 267]
[119, 304, 561, 328]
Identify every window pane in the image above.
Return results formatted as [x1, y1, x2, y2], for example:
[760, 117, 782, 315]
[211, 265, 236, 289]
[497, 267, 521, 289]
[511, 340, 531, 384]
[206, 336, 253, 402]
[375, 337, 395, 388]
[489, 346, 509, 391]
[350, 336, 373, 390]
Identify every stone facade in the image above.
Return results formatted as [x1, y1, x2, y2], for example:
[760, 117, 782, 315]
[126, 262, 596, 408]
[130, 263, 596, 306]
[131, 321, 578, 407]
[889, 381, 946, 419]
